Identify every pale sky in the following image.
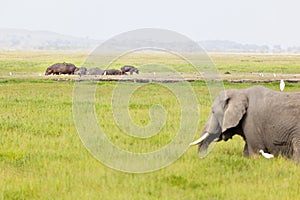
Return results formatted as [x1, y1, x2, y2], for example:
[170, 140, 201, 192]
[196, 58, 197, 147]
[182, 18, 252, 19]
[1, 0, 300, 46]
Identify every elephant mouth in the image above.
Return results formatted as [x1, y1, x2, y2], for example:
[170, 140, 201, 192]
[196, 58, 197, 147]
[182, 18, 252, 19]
[222, 134, 232, 141]
[189, 131, 232, 149]
[221, 131, 234, 141]
[213, 137, 222, 142]
[208, 133, 232, 142]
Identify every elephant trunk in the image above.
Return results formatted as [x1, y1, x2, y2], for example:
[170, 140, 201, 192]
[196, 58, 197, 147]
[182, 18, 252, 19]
[190, 113, 223, 155]
[198, 133, 220, 154]
[190, 132, 221, 155]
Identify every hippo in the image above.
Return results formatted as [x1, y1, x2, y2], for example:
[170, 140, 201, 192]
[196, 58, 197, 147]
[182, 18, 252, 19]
[103, 69, 125, 75]
[120, 65, 139, 75]
[86, 67, 104, 75]
[45, 63, 77, 75]
[74, 67, 87, 76]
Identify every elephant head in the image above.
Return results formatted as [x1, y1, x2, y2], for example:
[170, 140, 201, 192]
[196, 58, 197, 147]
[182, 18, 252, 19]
[190, 89, 249, 155]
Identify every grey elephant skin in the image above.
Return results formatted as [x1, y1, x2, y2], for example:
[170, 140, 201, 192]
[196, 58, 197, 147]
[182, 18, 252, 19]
[192, 86, 300, 161]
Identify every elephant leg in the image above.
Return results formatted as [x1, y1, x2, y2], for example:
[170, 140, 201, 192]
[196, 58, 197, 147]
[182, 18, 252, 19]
[244, 141, 262, 158]
[243, 143, 249, 157]
[292, 140, 300, 163]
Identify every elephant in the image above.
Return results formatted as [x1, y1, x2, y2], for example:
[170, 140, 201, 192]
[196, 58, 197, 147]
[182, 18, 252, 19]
[86, 67, 104, 75]
[74, 67, 87, 76]
[121, 65, 139, 75]
[190, 86, 300, 161]
[45, 62, 77, 75]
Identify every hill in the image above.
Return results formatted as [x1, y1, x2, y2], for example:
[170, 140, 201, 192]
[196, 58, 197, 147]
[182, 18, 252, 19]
[0, 28, 299, 53]
[0, 28, 98, 50]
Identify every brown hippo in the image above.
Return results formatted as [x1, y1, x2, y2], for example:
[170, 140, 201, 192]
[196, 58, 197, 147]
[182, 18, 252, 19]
[120, 65, 139, 75]
[74, 67, 87, 76]
[45, 63, 77, 75]
[103, 69, 125, 75]
[86, 67, 104, 75]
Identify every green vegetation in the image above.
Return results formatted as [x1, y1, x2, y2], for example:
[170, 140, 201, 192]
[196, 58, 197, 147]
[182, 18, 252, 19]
[1, 51, 300, 75]
[0, 51, 300, 199]
[0, 51, 87, 75]
[212, 53, 300, 74]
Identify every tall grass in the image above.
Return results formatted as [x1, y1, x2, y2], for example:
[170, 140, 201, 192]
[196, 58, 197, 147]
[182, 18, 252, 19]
[1, 78, 300, 199]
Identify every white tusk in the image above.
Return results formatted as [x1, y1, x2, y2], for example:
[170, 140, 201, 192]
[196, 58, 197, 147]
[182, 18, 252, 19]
[189, 132, 210, 146]
[259, 149, 274, 159]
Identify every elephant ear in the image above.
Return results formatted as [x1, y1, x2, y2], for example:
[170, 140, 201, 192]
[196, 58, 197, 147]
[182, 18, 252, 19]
[222, 90, 248, 133]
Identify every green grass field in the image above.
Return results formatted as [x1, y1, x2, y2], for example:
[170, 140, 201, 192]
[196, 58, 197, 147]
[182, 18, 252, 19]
[1, 51, 300, 75]
[0, 51, 300, 199]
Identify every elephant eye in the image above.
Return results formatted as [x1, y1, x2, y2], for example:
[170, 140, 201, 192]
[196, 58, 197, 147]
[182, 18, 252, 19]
[224, 98, 230, 109]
